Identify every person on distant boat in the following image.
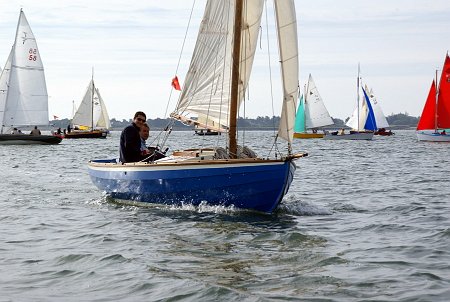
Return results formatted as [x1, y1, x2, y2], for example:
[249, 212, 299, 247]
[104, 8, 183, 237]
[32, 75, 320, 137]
[441, 129, 447, 135]
[30, 126, 41, 136]
[11, 128, 20, 134]
[120, 111, 147, 163]
[339, 128, 345, 135]
[67, 124, 72, 133]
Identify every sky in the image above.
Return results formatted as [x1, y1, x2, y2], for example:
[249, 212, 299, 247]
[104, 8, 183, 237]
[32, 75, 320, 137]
[1, 0, 450, 121]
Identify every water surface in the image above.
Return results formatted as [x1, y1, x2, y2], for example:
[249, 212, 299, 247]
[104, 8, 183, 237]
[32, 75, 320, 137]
[0, 130, 449, 301]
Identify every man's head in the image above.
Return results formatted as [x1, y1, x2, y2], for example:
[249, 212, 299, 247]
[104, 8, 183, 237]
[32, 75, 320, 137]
[140, 122, 150, 141]
[133, 111, 147, 127]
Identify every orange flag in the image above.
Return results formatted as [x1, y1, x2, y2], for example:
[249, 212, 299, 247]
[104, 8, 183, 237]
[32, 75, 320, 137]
[171, 76, 181, 91]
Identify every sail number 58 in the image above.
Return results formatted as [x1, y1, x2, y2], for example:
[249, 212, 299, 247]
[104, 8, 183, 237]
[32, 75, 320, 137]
[28, 48, 37, 61]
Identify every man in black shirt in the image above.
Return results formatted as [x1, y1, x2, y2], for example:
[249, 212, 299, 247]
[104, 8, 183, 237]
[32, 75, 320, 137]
[119, 111, 147, 163]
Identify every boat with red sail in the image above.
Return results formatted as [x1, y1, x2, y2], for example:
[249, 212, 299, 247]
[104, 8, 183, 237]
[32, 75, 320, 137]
[416, 53, 450, 142]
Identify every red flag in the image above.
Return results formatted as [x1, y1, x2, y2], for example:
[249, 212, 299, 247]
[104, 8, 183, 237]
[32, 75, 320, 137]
[53, 115, 59, 120]
[171, 76, 181, 91]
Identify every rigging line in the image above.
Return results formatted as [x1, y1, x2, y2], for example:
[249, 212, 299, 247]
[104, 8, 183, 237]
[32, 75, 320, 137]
[264, 0, 277, 158]
[157, 0, 196, 150]
[163, 0, 197, 119]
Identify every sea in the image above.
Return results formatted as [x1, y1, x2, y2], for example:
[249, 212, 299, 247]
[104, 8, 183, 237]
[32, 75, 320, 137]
[0, 130, 449, 302]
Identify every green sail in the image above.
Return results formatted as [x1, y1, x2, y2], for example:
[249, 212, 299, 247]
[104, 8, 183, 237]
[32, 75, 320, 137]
[294, 94, 306, 133]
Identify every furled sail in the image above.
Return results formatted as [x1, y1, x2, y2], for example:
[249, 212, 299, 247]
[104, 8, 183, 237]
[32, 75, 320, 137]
[172, 0, 264, 130]
[0, 10, 49, 132]
[275, 0, 299, 143]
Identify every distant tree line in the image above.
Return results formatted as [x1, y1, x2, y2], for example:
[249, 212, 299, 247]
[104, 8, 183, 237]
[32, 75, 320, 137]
[49, 113, 420, 130]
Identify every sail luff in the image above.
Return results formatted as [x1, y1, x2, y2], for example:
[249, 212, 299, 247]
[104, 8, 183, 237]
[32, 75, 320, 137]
[275, 0, 299, 144]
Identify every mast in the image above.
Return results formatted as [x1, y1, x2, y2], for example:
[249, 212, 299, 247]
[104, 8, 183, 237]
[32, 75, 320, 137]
[357, 63, 360, 131]
[91, 67, 94, 130]
[435, 69, 439, 132]
[229, 0, 243, 158]
[71, 100, 75, 128]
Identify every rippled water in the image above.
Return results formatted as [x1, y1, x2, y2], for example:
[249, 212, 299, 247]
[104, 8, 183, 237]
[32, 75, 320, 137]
[1, 130, 449, 301]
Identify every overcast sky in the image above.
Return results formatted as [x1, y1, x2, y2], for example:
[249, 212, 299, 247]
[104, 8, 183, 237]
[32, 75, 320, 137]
[1, 0, 450, 121]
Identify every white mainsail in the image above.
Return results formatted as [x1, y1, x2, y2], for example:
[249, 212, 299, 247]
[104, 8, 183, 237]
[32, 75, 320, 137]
[0, 10, 49, 133]
[172, 0, 264, 130]
[304, 74, 333, 129]
[275, 0, 299, 143]
[72, 79, 110, 130]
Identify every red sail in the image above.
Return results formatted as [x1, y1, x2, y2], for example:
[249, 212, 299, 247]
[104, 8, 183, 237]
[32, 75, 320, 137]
[437, 54, 450, 129]
[417, 81, 436, 130]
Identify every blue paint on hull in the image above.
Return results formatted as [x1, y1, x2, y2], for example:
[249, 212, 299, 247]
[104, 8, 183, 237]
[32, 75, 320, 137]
[88, 160, 297, 213]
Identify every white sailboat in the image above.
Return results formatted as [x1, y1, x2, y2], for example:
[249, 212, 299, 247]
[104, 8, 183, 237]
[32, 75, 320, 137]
[293, 74, 334, 138]
[65, 76, 110, 139]
[88, 0, 307, 213]
[0, 9, 61, 145]
[324, 65, 375, 140]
